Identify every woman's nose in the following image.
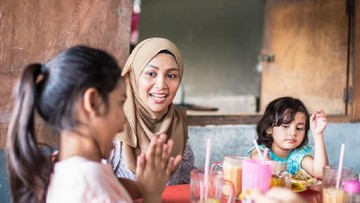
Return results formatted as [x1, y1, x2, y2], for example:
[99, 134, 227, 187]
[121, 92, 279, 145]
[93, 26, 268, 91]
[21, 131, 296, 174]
[155, 76, 167, 89]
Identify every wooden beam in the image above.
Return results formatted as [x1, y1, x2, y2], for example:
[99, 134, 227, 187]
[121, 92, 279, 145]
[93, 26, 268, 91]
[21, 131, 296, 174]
[351, 0, 360, 121]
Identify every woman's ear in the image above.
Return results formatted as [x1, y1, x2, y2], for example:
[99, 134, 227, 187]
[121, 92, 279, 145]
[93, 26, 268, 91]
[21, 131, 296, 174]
[83, 88, 102, 116]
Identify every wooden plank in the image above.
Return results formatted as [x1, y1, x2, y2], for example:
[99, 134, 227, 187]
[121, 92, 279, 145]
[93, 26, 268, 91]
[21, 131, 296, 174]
[0, 0, 132, 148]
[0, 0, 132, 110]
[186, 114, 351, 126]
[187, 114, 262, 126]
[0, 112, 353, 148]
[350, 0, 360, 121]
[260, 0, 348, 114]
[0, 121, 60, 149]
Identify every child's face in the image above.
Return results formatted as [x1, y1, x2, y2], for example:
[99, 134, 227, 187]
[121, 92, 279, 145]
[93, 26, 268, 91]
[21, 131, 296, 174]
[96, 80, 127, 158]
[270, 112, 306, 152]
[138, 53, 180, 112]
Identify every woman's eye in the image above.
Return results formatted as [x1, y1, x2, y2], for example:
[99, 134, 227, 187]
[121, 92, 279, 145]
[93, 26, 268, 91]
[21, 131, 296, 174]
[297, 128, 304, 131]
[146, 71, 156, 77]
[167, 73, 178, 78]
[281, 125, 289, 128]
[119, 101, 125, 107]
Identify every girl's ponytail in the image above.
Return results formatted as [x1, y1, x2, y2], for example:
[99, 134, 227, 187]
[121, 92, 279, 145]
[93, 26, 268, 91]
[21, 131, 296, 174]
[6, 63, 51, 203]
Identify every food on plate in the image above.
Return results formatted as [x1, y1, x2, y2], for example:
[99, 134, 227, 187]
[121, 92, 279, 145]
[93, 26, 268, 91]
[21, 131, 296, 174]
[291, 169, 318, 186]
[291, 182, 307, 192]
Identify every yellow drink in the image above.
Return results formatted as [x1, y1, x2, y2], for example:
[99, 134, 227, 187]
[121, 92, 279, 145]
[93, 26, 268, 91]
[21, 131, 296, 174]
[323, 188, 345, 203]
[270, 175, 286, 188]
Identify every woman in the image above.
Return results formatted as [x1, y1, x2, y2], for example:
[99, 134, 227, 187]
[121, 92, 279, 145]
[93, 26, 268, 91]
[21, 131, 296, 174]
[110, 37, 194, 185]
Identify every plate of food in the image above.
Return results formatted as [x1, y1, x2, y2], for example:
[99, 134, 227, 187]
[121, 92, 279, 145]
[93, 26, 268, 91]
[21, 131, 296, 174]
[291, 181, 307, 192]
[291, 169, 322, 191]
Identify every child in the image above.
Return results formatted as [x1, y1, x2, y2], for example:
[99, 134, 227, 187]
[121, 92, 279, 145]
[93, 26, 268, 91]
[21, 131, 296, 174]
[6, 45, 182, 203]
[247, 97, 328, 178]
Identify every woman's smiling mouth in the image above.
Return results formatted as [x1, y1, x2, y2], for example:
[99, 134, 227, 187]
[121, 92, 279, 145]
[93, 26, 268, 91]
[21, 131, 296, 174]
[150, 93, 168, 103]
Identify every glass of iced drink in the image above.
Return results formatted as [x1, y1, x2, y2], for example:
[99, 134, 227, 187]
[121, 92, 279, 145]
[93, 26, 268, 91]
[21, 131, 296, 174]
[322, 165, 353, 203]
[211, 155, 248, 200]
[190, 168, 235, 203]
[269, 161, 291, 188]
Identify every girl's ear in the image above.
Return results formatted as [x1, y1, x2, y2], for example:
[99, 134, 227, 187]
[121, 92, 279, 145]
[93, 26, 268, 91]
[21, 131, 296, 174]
[266, 128, 272, 135]
[83, 88, 102, 116]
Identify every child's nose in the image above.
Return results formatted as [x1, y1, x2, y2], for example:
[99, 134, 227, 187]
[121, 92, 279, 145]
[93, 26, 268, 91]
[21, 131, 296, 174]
[288, 127, 296, 136]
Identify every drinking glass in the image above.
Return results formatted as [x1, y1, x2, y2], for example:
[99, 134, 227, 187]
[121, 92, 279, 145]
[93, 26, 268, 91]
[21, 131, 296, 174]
[211, 155, 249, 200]
[242, 159, 272, 193]
[270, 161, 291, 188]
[190, 168, 235, 203]
[322, 165, 353, 203]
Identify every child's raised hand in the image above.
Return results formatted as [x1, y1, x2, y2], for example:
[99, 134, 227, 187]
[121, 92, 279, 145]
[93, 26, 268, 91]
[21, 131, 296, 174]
[135, 134, 182, 199]
[309, 109, 327, 136]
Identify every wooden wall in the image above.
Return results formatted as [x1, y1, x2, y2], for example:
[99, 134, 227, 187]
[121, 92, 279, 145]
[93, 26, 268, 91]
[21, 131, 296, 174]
[0, 0, 132, 148]
[1, 1, 360, 147]
[351, 0, 360, 121]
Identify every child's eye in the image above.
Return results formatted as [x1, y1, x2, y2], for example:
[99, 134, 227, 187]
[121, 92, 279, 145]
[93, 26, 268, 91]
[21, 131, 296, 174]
[296, 128, 304, 131]
[281, 124, 289, 128]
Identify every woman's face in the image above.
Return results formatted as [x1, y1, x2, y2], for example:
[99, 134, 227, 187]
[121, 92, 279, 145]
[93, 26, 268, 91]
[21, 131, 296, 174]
[138, 52, 180, 112]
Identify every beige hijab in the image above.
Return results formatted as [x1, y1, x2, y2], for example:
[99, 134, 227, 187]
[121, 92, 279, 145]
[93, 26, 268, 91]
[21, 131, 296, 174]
[116, 37, 188, 173]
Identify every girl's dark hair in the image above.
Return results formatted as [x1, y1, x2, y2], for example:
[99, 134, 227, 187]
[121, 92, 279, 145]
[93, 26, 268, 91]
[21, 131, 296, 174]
[256, 97, 310, 149]
[6, 45, 121, 203]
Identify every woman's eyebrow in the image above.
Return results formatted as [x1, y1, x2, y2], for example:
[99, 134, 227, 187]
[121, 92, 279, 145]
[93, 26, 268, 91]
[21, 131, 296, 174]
[167, 67, 179, 72]
[146, 64, 159, 69]
[145, 65, 179, 72]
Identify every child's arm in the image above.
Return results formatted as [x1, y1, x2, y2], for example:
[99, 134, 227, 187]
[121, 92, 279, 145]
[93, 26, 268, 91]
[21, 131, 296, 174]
[134, 134, 182, 203]
[302, 109, 329, 178]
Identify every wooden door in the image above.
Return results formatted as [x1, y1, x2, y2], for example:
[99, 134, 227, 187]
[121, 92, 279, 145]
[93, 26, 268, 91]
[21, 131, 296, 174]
[260, 0, 349, 114]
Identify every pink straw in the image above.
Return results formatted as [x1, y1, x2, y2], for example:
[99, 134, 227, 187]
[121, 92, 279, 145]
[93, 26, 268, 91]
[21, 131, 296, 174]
[336, 143, 345, 189]
[204, 138, 211, 200]
[262, 148, 269, 160]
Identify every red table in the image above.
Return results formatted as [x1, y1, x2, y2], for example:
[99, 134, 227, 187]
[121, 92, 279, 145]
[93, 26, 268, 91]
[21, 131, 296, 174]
[161, 184, 322, 203]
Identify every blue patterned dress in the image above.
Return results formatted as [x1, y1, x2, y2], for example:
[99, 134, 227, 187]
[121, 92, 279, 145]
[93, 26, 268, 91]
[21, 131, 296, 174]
[246, 144, 312, 175]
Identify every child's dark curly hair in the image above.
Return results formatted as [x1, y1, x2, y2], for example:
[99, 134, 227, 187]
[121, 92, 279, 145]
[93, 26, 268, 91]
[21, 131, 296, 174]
[256, 97, 310, 149]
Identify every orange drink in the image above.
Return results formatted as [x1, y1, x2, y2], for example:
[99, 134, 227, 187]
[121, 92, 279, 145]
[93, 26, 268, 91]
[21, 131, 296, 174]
[221, 156, 248, 199]
[323, 188, 345, 203]
[322, 165, 353, 203]
[223, 166, 242, 197]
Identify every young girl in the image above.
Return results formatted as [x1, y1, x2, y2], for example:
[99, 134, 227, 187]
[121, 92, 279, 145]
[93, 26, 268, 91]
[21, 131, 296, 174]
[6, 45, 181, 203]
[247, 97, 328, 178]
